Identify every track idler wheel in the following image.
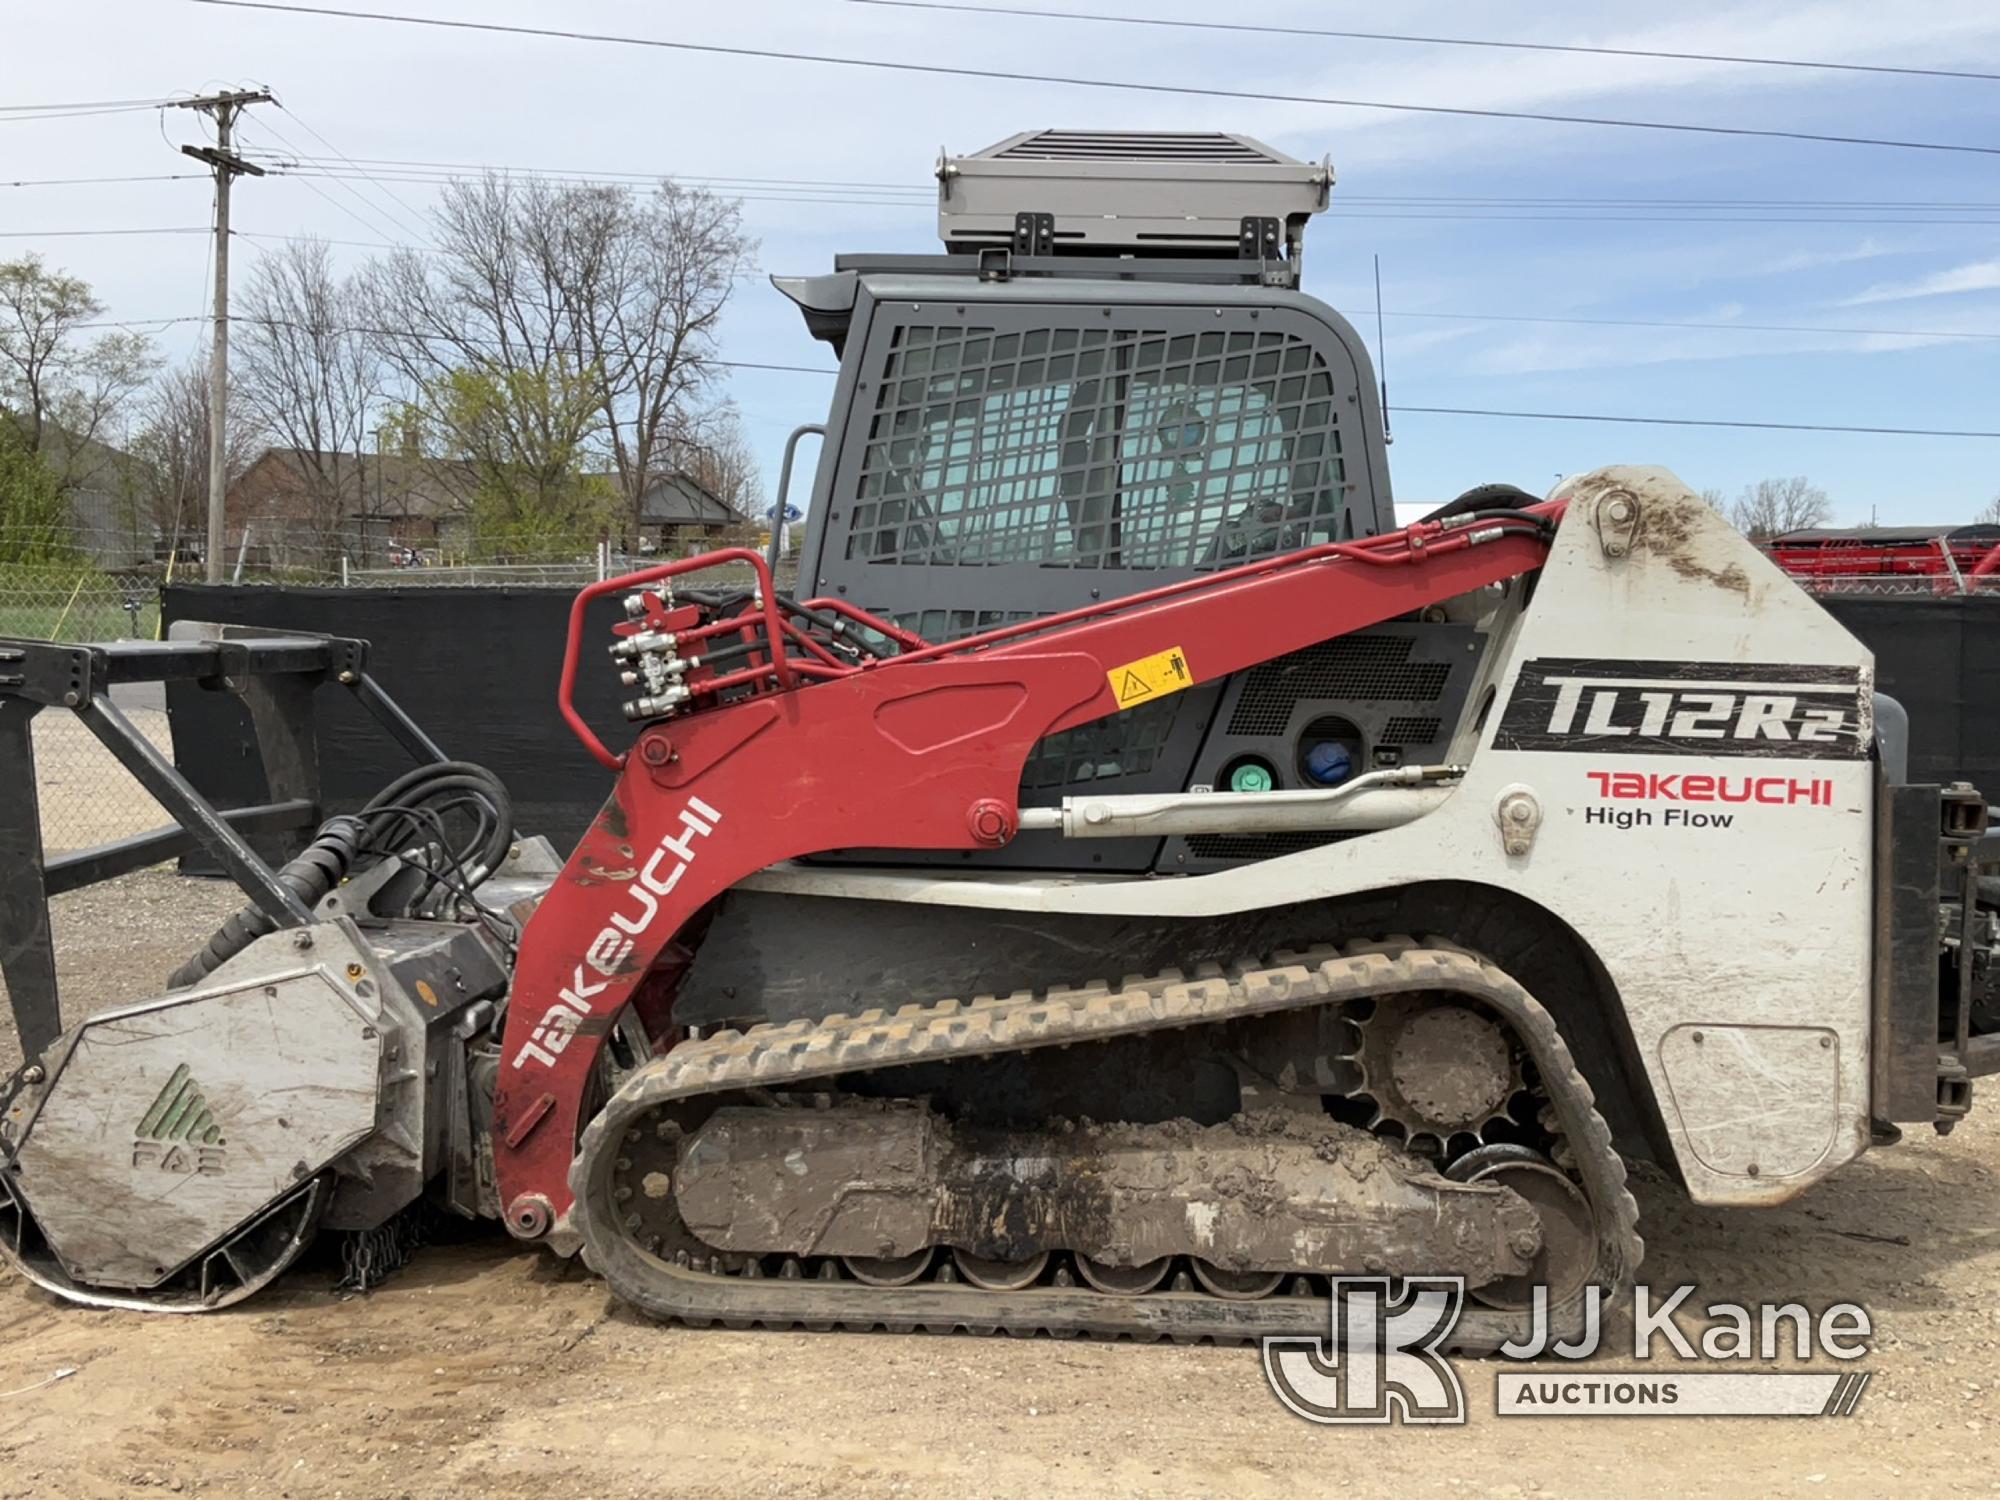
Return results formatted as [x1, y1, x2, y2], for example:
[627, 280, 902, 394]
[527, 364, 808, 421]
[1191, 1261, 1285, 1300]
[843, 1250, 933, 1287]
[1076, 1256, 1170, 1295]
[1446, 1145, 1595, 1311]
[952, 1249, 1049, 1291]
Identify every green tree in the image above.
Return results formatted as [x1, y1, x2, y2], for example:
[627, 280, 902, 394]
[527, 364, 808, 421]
[0, 424, 77, 563]
[413, 361, 616, 558]
[362, 174, 753, 542]
[0, 255, 157, 490]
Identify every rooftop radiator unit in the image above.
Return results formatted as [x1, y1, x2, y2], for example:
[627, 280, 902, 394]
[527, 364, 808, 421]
[936, 130, 1333, 281]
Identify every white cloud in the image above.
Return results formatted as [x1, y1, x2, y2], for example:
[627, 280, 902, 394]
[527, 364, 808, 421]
[1248, 0, 2000, 169]
[1756, 239, 1903, 276]
[1842, 258, 2000, 304]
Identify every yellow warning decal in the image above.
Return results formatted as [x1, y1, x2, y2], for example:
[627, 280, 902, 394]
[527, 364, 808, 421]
[1106, 645, 1194, 710]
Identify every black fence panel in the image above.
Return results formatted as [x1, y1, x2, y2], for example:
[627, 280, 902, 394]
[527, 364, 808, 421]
[163, 585, 628, 850]
[158, 585, 2000, 865]
[1822, 594, 2000, 794]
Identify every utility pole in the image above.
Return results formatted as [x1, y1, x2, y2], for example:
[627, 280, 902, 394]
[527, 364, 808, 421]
[175, 90, 272, 582]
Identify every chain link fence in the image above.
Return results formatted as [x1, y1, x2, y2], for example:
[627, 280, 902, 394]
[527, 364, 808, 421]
[1787, 575, 2000, 597]
[1, 533, 803, 857]
[340, 549, 803, 593]
[0, 564, 173, 854]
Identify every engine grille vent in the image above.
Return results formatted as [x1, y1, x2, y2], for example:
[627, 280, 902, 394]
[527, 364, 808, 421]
[1185, 831, 1341, 861]
[1227, 638, 1450, 736]
[1380, 715, 1444, 746]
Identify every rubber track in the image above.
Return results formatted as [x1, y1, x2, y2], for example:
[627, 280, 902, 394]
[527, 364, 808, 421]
[570, 939, 1644, 1348]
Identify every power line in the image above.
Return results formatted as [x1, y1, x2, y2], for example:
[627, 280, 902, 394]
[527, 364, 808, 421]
[0, 106, 185, 125]
[46, 304, 2000, 433]
[235, 229, 432, 252]
[270, 169, 929, 211]
[259, 161, 2000, 227]
[260, 165, 422, 246]
[1346, 195, 2000, 210]
[715, 358, 845, 375]
[0, 227, 209, 238]
[164, 308, 844, 375]
[186, 0, 2000, 158]
[249, 151, 937, 194]
[264, 103, 438, 244]
[245, 155, 2000, 213]
[72, 315, 209, 331]
[835, 0, 2000, 84]
[238, 115, 428, 247]
[1386, 309, 2000, 342]
[1, 173, 205, 188]
[82, 303, 2000, 349]
[1397, 406, 2000, 439]
[0, 97, 184, 112]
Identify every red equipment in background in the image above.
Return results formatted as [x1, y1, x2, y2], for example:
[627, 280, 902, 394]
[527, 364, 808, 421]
[1763, 524, 2000, 596]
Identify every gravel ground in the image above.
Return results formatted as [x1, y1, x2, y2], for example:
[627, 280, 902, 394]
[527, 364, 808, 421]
[0, 872, 242, 1075]
[2, 877, 1998, 1499]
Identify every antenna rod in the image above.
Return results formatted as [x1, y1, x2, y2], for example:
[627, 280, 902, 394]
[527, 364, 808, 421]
[1374, 253, 1391, 442]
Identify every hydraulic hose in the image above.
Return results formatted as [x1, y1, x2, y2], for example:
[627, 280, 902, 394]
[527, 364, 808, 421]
[166, 759, 516, 990]
[1419, 483, 1544, 525]
[166, 816, 366, 990]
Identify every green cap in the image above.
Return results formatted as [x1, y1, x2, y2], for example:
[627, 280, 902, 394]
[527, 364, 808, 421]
[1229, 762, 1275, 794]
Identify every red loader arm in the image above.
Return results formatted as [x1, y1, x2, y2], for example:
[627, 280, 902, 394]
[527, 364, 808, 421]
[492, 508, 1563, 1239]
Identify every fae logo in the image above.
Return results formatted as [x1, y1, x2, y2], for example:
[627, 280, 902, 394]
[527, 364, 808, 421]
[131, 1063, 226, 1176]
[1262, 1277, 1467, 1425]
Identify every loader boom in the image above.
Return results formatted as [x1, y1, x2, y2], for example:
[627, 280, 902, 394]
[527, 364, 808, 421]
[492, 506, 1560, 1237]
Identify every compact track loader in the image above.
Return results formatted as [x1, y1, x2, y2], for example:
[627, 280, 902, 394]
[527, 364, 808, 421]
[2, 132, 1993, 1346]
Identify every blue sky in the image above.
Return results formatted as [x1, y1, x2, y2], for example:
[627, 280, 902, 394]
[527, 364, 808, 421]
[7, 0, 1998, 521]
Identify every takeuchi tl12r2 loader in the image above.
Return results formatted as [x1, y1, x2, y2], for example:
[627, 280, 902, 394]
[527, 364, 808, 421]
[2, 132, 1995, 1349]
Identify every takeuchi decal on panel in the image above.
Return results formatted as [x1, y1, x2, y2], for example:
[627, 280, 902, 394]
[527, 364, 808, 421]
[1494, 659, 1868, 760]
[511, 794, 722, 1072]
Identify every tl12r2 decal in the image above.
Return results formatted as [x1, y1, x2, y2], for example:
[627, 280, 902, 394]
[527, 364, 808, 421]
[1494, 659, 1868, 760]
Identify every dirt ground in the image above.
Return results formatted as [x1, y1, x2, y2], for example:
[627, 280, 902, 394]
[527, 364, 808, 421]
[3, 874, 1999, 1499]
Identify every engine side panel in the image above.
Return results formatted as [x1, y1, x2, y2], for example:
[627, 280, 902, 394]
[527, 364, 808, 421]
[742, 468, 1879, 1208]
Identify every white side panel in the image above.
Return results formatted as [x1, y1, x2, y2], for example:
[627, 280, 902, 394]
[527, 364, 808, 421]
[745, 467, 1880, 1207]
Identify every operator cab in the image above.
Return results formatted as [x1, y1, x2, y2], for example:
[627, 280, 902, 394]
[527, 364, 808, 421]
[772, 131, 1477, 875]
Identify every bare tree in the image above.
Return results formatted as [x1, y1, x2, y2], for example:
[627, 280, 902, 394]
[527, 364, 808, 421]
[0, 254, 157, 489]
[237, 238, 383, 565]
[128, 358, 253, 561]
[1975, 495, 2000, 525]
[667, 404, 764, 521]
[575, 183, 754, 532]
[362, 174, 753, 540]
[1727, 476, 1831, 539]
